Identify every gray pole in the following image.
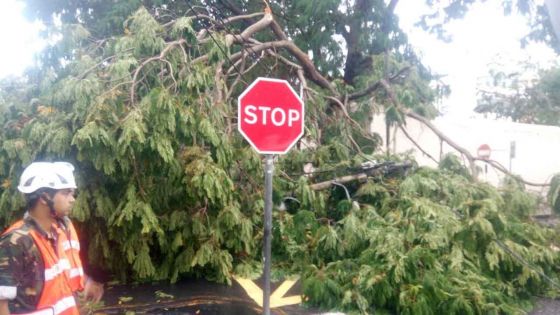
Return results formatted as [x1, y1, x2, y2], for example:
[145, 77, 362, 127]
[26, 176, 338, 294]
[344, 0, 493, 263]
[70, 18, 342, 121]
[509, 141, 516, 172]
[263, 154, 274, 315]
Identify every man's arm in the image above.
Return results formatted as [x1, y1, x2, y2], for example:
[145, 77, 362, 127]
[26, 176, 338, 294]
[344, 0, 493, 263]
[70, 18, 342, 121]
[0, 234, 18, 315]
[76, 224, 109, 303]
[83, 277, 104, 303]
[0, 299, 9, 315]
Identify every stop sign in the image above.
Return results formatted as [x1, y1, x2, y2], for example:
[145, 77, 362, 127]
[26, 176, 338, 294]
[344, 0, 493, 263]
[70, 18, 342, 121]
[238, 77, 304, 154]
[477, 144, 491, 159]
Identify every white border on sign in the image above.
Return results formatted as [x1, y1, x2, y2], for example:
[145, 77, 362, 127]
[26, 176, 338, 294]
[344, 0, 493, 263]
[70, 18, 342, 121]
[237, 77, 305, 155]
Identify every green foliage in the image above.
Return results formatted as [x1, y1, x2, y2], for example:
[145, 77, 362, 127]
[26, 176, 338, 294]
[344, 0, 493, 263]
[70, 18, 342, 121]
[0, 5, 261, 285]
[548, 174, 560, 214]
[274, 168, 560, 314]
[476, 65, 560, 125]
[500, 176, 538, 218]
[439, 153, 472, 179]
[418, 0, 558, 52]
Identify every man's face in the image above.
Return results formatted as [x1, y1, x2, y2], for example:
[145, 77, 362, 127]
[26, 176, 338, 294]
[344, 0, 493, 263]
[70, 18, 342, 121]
[52, 188, 76, 217]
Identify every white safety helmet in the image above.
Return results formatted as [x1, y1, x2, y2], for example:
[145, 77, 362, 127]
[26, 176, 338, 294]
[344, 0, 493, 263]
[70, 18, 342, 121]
[17, 162, 77, 194]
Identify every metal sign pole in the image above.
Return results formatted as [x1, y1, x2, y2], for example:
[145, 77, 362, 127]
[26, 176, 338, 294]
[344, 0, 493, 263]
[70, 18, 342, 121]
[263, 154, 274, 315]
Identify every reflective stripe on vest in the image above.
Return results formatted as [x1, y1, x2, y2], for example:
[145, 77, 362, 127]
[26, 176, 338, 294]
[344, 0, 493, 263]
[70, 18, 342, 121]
[18, 296, 77, 315]
[59, 222, 84, 292]
[44, 258, 71, 281]
[17, 307, 54, 315]
[61, 240, 80, 251]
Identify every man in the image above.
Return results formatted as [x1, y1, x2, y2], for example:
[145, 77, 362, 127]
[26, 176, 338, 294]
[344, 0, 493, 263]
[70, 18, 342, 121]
[0, 162, 104, 315]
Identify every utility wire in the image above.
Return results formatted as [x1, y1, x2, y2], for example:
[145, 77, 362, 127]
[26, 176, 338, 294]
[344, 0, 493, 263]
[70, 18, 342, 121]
[493, 238, 560, 290]
[184, 1, 245, 79]
[451, 208, 560, 291]
[332, 181, 351, 201]
[203, 0, 274, 77]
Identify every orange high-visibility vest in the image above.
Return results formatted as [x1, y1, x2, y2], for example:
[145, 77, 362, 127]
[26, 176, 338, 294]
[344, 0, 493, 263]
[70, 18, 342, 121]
[4, 219, 84, 315]
[4, 219, 85, 293]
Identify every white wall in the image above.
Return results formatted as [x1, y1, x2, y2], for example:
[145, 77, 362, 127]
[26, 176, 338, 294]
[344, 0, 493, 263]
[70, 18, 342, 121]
[371, 114, 560, 193]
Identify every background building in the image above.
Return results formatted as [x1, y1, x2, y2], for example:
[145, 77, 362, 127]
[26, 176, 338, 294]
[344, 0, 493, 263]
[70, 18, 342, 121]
[372, 114, 560, 195]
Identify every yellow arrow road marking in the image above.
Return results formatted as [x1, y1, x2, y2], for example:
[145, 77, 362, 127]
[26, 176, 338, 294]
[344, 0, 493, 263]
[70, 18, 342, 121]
[234, 277, 266, 307]
[234, 276, 302, 308]
[270, 278, 302, 308]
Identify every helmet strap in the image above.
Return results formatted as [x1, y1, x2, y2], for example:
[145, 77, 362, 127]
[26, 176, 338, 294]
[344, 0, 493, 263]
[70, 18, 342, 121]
[41, 195, 57, 217]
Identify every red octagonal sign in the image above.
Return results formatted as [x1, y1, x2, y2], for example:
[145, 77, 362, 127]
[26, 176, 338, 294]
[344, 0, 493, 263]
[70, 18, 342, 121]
[238, 77, 304, 154]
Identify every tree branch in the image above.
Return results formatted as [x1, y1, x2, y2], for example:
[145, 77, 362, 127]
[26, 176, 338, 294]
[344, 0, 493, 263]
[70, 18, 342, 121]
[309, 173, 368, 191]
[475, 158, 550, 187]
[270, 20, 289, 41]
[398, 124, 439, 164]
[218, 0, 245, 16]
[348, 66, 410, 100]
[404, 110, 478, 176]
[269, 20, 336, 94]
[223, 12, 265, 24]
[380, 79, 552, 186]
[326, 96, 362, 129]
[130, 39, 186, 107]
[78, 54, 120, 80]
[191, 10, 336, 95]
[266, 49, 302, 71]
[387, 0, 399, 13]
[161, 59, 178, 92]
[225, 13, 273, 46]
[225, 52, 248, 100]
[379, 79, 478, 176]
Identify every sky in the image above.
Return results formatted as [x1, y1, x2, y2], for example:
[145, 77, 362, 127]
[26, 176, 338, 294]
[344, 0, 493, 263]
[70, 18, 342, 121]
[0, 0, 557, 118]
[0, 0, 44, 78]
[396, 0, 558, 118]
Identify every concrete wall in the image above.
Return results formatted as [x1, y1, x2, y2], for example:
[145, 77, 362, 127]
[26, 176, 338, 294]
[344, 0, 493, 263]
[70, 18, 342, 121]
[371, 114, 560, 193]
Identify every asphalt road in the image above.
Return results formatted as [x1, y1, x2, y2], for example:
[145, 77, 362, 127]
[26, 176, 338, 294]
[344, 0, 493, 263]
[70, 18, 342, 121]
[98, 279, 560, 315]
[98, 278, 321, 315]
[529, 298, 560, 315]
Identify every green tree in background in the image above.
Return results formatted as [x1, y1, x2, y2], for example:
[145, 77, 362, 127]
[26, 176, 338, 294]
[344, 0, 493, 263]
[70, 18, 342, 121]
[476, 65, 560, 125]
[0, 1, 559, 314]
[418, 0, 559, 52]
[22, 0, 427, 85]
